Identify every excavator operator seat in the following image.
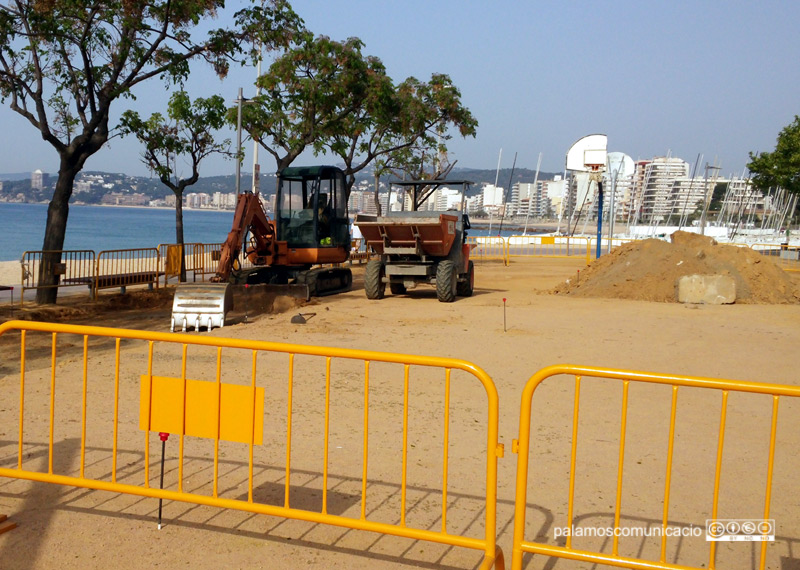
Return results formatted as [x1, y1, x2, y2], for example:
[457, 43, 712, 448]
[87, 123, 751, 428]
[276, 166, 350, 249]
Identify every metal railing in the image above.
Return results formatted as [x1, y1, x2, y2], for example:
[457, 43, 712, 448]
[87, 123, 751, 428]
[467, 236, 509, 266]
[19, 250, 96, 304]
[506, 236, 592, 264]
[511, 364, 800, 570]
[0, 320, 504, 569]
[158, 243, 184, 285]
[187, 242, 223, 281]
[94, 248, 162, 297]
[349, 237, 372, 264]
[749, 243, 800, 272]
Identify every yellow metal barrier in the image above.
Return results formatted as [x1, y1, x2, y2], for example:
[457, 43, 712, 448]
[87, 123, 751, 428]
[94, 248, 162, 297]
[511, 364, 800, 570]
[506, 236, 592, 265]
[157, 242, 215, 284]
[158, 243, 184, 285]
[749, 243, 800, 272]
[186, 242, 223, 281]
[19, 249, 96, 305]
[349, 237, 372, 264]
[467, 236, 509, 266]
[0, 320, 504, 569]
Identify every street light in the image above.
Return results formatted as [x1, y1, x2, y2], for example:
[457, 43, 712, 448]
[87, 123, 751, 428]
[233, 88, 260, 195]
[235, 87, 245, 195]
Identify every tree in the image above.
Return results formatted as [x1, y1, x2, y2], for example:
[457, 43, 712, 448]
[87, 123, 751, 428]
[325, 73, 477, 212]
[708, 181, 727, 215]
[119, 91, 233, 281]
[239, 34, 372, 188]
[748, 115, 800, 196]
[0, 0, 302, 303]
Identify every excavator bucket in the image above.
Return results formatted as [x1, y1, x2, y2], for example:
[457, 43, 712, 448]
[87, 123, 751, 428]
[170, 283, 233, 332]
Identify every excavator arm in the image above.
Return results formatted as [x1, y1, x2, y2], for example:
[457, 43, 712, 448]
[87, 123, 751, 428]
[211, 192, 276, 283]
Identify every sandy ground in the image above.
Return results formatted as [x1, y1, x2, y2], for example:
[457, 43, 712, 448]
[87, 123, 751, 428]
[0, 261, 20, 301]
[1, 257, 799, 569]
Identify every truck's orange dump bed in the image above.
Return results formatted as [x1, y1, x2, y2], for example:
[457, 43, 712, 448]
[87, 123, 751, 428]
[354, 212, 459, 257]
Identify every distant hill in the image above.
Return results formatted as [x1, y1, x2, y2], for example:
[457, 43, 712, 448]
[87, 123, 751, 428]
[0, 166, 560, 203]
[0, 172, 32, 182]
[190, 166, 559, 192]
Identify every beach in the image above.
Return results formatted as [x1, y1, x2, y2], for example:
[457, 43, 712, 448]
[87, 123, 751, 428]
[0, 257, 799, 569]
[0, 261, 19, 303]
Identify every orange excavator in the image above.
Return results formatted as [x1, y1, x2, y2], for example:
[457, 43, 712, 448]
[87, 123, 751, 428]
[170, 166, 353, 332]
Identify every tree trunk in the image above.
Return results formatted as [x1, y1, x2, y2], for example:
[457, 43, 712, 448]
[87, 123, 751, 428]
[374, 172, 382, 217]
[36, 161, 80, 304]
[174, 190, 186, 282]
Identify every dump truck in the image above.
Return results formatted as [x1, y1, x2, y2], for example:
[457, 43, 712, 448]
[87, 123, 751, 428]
[171, 166, 352, 331]
[354, 179, 474, 303]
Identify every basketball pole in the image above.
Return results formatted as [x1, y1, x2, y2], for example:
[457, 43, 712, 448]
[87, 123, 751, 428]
[591, 167, 604, 259]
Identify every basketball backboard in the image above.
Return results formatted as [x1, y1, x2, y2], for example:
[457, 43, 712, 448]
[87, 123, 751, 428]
[565, 134, 608, 172]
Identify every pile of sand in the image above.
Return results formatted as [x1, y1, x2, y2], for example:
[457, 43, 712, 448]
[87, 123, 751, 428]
[0, 285, 305, 324]
[554, 231, 800, 304]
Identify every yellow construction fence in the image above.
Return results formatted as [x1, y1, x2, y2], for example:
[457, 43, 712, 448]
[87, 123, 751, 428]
[0, 320, 504, 570]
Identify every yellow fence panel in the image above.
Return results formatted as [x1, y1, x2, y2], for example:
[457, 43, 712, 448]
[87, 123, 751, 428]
[157, 243, 184, 284]
[511, 364, 800, 570]
[19, 249, 96, 305]
[749, 243, 800, 272]
[468, 236, 509, 266]
[349, 237, 373, 264]
[157, 243, 217, 284]
[187, 242, 223, 281]
[506, 236, 592, 265]
[0, 320, 504, 569]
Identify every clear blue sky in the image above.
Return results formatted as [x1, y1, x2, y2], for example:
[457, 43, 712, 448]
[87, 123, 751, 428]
[1, 0, 798, 180]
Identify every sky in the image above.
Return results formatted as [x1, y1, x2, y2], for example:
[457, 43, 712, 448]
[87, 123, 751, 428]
[1, 0, 798, 181]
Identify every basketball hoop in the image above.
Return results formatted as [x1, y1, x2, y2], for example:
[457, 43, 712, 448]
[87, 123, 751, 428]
[565, 134, 607, 172]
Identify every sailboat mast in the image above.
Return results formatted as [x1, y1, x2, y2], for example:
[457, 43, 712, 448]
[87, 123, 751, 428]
[489, 148, 502, 235]
[523, 152, 542, 235]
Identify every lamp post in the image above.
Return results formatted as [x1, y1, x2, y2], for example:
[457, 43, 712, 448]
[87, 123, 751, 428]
[235, 87, 245, 195]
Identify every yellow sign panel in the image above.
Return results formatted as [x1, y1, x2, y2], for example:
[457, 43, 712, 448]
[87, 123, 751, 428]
[540, 236, 555, 245]
[140, 375, 264, 445]
[165, 245, 183, 278]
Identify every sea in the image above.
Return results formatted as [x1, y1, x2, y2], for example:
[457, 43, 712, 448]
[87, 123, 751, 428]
[0, 202, 526, 262]
[0, 203, 235, 262]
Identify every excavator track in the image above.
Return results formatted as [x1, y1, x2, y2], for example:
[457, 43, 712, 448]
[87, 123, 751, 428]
[295, 267, 353, 297]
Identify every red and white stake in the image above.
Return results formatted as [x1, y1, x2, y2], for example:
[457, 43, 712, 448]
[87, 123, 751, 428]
[158, 432, 169, 529]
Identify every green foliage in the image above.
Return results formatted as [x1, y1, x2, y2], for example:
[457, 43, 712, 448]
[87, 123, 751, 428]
[748, 115, 800, 195]
[365, 73, 478, 183]
[708, 181, 727, 213]
[238, 32, 478, 190]
[119, 91, 233, 192]
[238, 34, 374, 173]
[0, 1, 303, 157]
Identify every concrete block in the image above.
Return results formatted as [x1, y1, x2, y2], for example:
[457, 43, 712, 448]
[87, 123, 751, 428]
[677, 274, 736, 305]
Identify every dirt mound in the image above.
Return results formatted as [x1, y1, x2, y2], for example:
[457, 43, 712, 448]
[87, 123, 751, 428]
[1, 285, 306, 326]
[0, 288, 175, 323]
[553, 231, 800, 304]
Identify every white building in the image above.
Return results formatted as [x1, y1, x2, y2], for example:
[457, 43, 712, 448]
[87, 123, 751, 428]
[31, 169, 49, 190]
[212, 192, 237, 209]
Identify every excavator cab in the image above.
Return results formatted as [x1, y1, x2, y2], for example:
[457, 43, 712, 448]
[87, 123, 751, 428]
[276, 166, 350, 251]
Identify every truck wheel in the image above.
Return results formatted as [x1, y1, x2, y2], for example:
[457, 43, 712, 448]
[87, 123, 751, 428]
[390, 282, 406, 295]
[436, 260, 457, 302]
[457, 260, 474, 297]
[365, 260, 386, 299]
